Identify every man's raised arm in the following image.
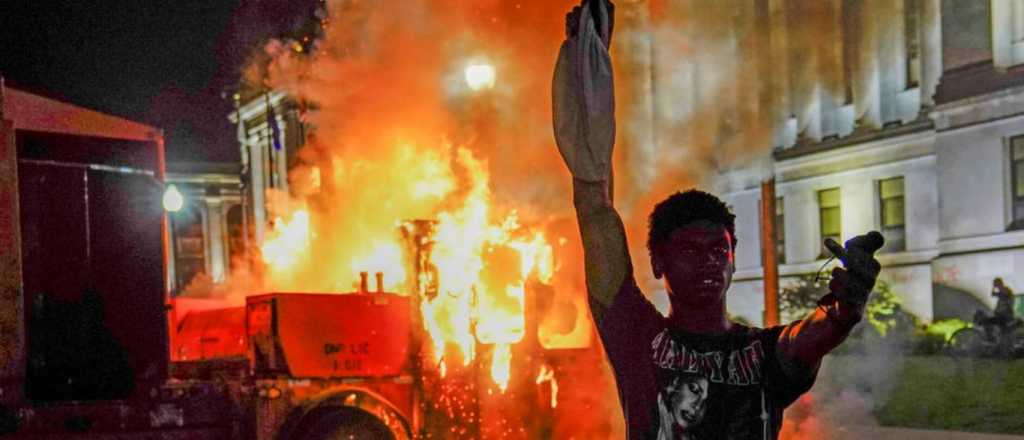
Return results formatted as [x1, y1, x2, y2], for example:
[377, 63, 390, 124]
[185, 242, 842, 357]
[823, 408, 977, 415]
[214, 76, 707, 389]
[553, 0, 628, 323]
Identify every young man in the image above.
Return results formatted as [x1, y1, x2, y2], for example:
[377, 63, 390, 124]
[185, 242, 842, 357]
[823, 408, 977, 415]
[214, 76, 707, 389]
[552, 2, 884, 439]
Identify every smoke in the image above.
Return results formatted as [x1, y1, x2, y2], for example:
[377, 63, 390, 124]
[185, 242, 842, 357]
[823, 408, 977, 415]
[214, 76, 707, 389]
[208, 0, 906, 308]
[780, 331, 909, 440]
[611, 0, 892, 292]
[179, 0, 908, 437]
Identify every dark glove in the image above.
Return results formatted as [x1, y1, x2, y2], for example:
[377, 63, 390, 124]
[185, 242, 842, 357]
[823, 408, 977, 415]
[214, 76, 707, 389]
[565, 0, 614, 44]
[825, 231, 884, 307]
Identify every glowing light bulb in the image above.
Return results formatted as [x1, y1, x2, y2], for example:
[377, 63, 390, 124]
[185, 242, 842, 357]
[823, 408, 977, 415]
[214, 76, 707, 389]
[163, 185, 184, 212]
[464, 63, 496, 91]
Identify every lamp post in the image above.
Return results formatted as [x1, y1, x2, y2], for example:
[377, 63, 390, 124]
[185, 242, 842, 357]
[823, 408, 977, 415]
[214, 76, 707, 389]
[163, 185, 185, 296]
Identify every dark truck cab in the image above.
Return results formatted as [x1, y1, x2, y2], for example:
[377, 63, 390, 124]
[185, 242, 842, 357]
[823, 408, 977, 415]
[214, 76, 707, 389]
[0, 83, 215, 437]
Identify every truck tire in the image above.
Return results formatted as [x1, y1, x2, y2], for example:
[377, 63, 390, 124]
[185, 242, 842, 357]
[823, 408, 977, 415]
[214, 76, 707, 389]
[301, 408, 395, 440]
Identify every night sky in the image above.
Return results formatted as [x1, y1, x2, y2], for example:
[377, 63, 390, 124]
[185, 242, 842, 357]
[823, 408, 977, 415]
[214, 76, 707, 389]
[1, 0, 317, 163]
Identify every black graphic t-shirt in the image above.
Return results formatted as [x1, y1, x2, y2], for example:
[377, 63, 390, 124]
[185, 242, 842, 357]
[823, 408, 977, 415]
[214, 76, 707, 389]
[597, 275, 816, 440]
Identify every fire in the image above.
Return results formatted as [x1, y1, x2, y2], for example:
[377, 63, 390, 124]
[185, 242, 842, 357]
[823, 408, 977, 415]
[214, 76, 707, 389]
[261, 210, 312, 273]
[413, 147, 555, 389]
[350, 239, 406, 291]
[255, 142, 557, 391]
[491, 344, 512, 392]
[244, 0, 598, 422]
[536, 364, 558, 408]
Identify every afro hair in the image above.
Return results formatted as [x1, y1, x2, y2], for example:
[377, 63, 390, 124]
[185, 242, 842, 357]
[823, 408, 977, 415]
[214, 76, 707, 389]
[647, 189, 737, 258]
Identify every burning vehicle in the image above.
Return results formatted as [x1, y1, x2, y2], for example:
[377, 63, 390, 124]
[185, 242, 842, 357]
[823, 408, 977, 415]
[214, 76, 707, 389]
[0, 1, 627, 437]
[0, 77, 618, 438]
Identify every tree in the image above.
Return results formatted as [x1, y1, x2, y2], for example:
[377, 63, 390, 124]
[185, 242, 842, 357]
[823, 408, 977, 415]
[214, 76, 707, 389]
[779, 274, 902, 336]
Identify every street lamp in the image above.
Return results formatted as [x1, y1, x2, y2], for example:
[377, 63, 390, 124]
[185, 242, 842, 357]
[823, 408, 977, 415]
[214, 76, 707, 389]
[464, 62, 496, 91]
[163, 184, 185, 213]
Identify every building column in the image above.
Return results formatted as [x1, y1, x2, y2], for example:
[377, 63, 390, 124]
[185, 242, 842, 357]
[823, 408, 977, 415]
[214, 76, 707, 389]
[992, 0, 1024, 68]
[206, 198, 226, 283]
[769, 0, 796, 148]
[272, 111, 290, 194]
[920, 0, 943, 106]
[851, 0, 883, 129]
[877, 0, 909, 124]
[611, 0, 657, 214]
[248, 132, 267, 245]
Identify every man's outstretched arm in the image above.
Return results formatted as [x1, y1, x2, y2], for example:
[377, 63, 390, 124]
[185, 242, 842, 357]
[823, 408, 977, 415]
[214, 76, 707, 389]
[775, 232, 885, 380]
[553, 0, 627, 323]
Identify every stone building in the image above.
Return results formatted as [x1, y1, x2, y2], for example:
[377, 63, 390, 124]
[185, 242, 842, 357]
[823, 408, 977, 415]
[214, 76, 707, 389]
[165, 161, 243, 295]
[165, 88, 300, 295]
[710, 1, 1024, 324]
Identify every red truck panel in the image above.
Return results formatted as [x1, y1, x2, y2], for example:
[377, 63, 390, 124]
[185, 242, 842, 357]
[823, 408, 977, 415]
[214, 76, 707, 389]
[173, 306, 247, 362]
[170, 297, 245, 363]
[3, 87, 159, 142]
[247, 293, 412, 378]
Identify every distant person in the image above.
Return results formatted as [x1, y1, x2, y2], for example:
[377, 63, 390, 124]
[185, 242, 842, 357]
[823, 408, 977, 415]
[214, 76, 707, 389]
[979, 277, 1018, 341]
[992, 277, 1015, 323]
[552, 1, 884, 438]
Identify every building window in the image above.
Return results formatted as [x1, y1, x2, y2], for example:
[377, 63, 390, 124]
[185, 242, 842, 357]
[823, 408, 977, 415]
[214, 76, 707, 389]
[818, 188, 841, 258]
[879, 177, 906, 252]
[1010, 136, 1024, 229]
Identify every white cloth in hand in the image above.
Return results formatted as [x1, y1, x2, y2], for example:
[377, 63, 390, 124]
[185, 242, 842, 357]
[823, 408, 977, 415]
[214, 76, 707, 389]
[552, 1, 615, 183]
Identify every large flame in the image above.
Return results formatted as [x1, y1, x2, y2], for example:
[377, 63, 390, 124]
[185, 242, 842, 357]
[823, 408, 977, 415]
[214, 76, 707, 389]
[261, 209, 311, 273]
[233, 0, 612, 398]
[258, 142, 554, 390]
[414, 147, 554, 388]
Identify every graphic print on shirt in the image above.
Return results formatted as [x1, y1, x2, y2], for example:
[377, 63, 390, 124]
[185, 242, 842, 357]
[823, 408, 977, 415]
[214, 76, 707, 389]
[651, 330, 768, 440]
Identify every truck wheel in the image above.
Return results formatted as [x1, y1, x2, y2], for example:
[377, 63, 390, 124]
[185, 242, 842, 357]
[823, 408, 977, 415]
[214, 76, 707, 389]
[302, 408, 395, 440]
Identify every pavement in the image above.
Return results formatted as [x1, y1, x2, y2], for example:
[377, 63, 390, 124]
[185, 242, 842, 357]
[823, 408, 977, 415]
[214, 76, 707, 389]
[833, 426, 1024, 440]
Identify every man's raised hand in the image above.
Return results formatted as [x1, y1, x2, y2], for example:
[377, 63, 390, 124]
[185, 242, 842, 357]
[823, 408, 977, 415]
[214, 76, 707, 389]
[565, 1, 614, 44]
[553, 0, 616, 183]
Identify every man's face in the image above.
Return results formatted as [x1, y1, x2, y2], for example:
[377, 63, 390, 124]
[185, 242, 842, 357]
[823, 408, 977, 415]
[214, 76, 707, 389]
[653, 221, 735, 309]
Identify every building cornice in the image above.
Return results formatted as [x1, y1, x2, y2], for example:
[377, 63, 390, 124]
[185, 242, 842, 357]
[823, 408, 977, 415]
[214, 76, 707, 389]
[773, 129, 935, 183]
[229, 90, 289, 125]
[937, 229, 1024, 257]
[773, 118, 934, 162]
[931, 83, 1024, 132]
